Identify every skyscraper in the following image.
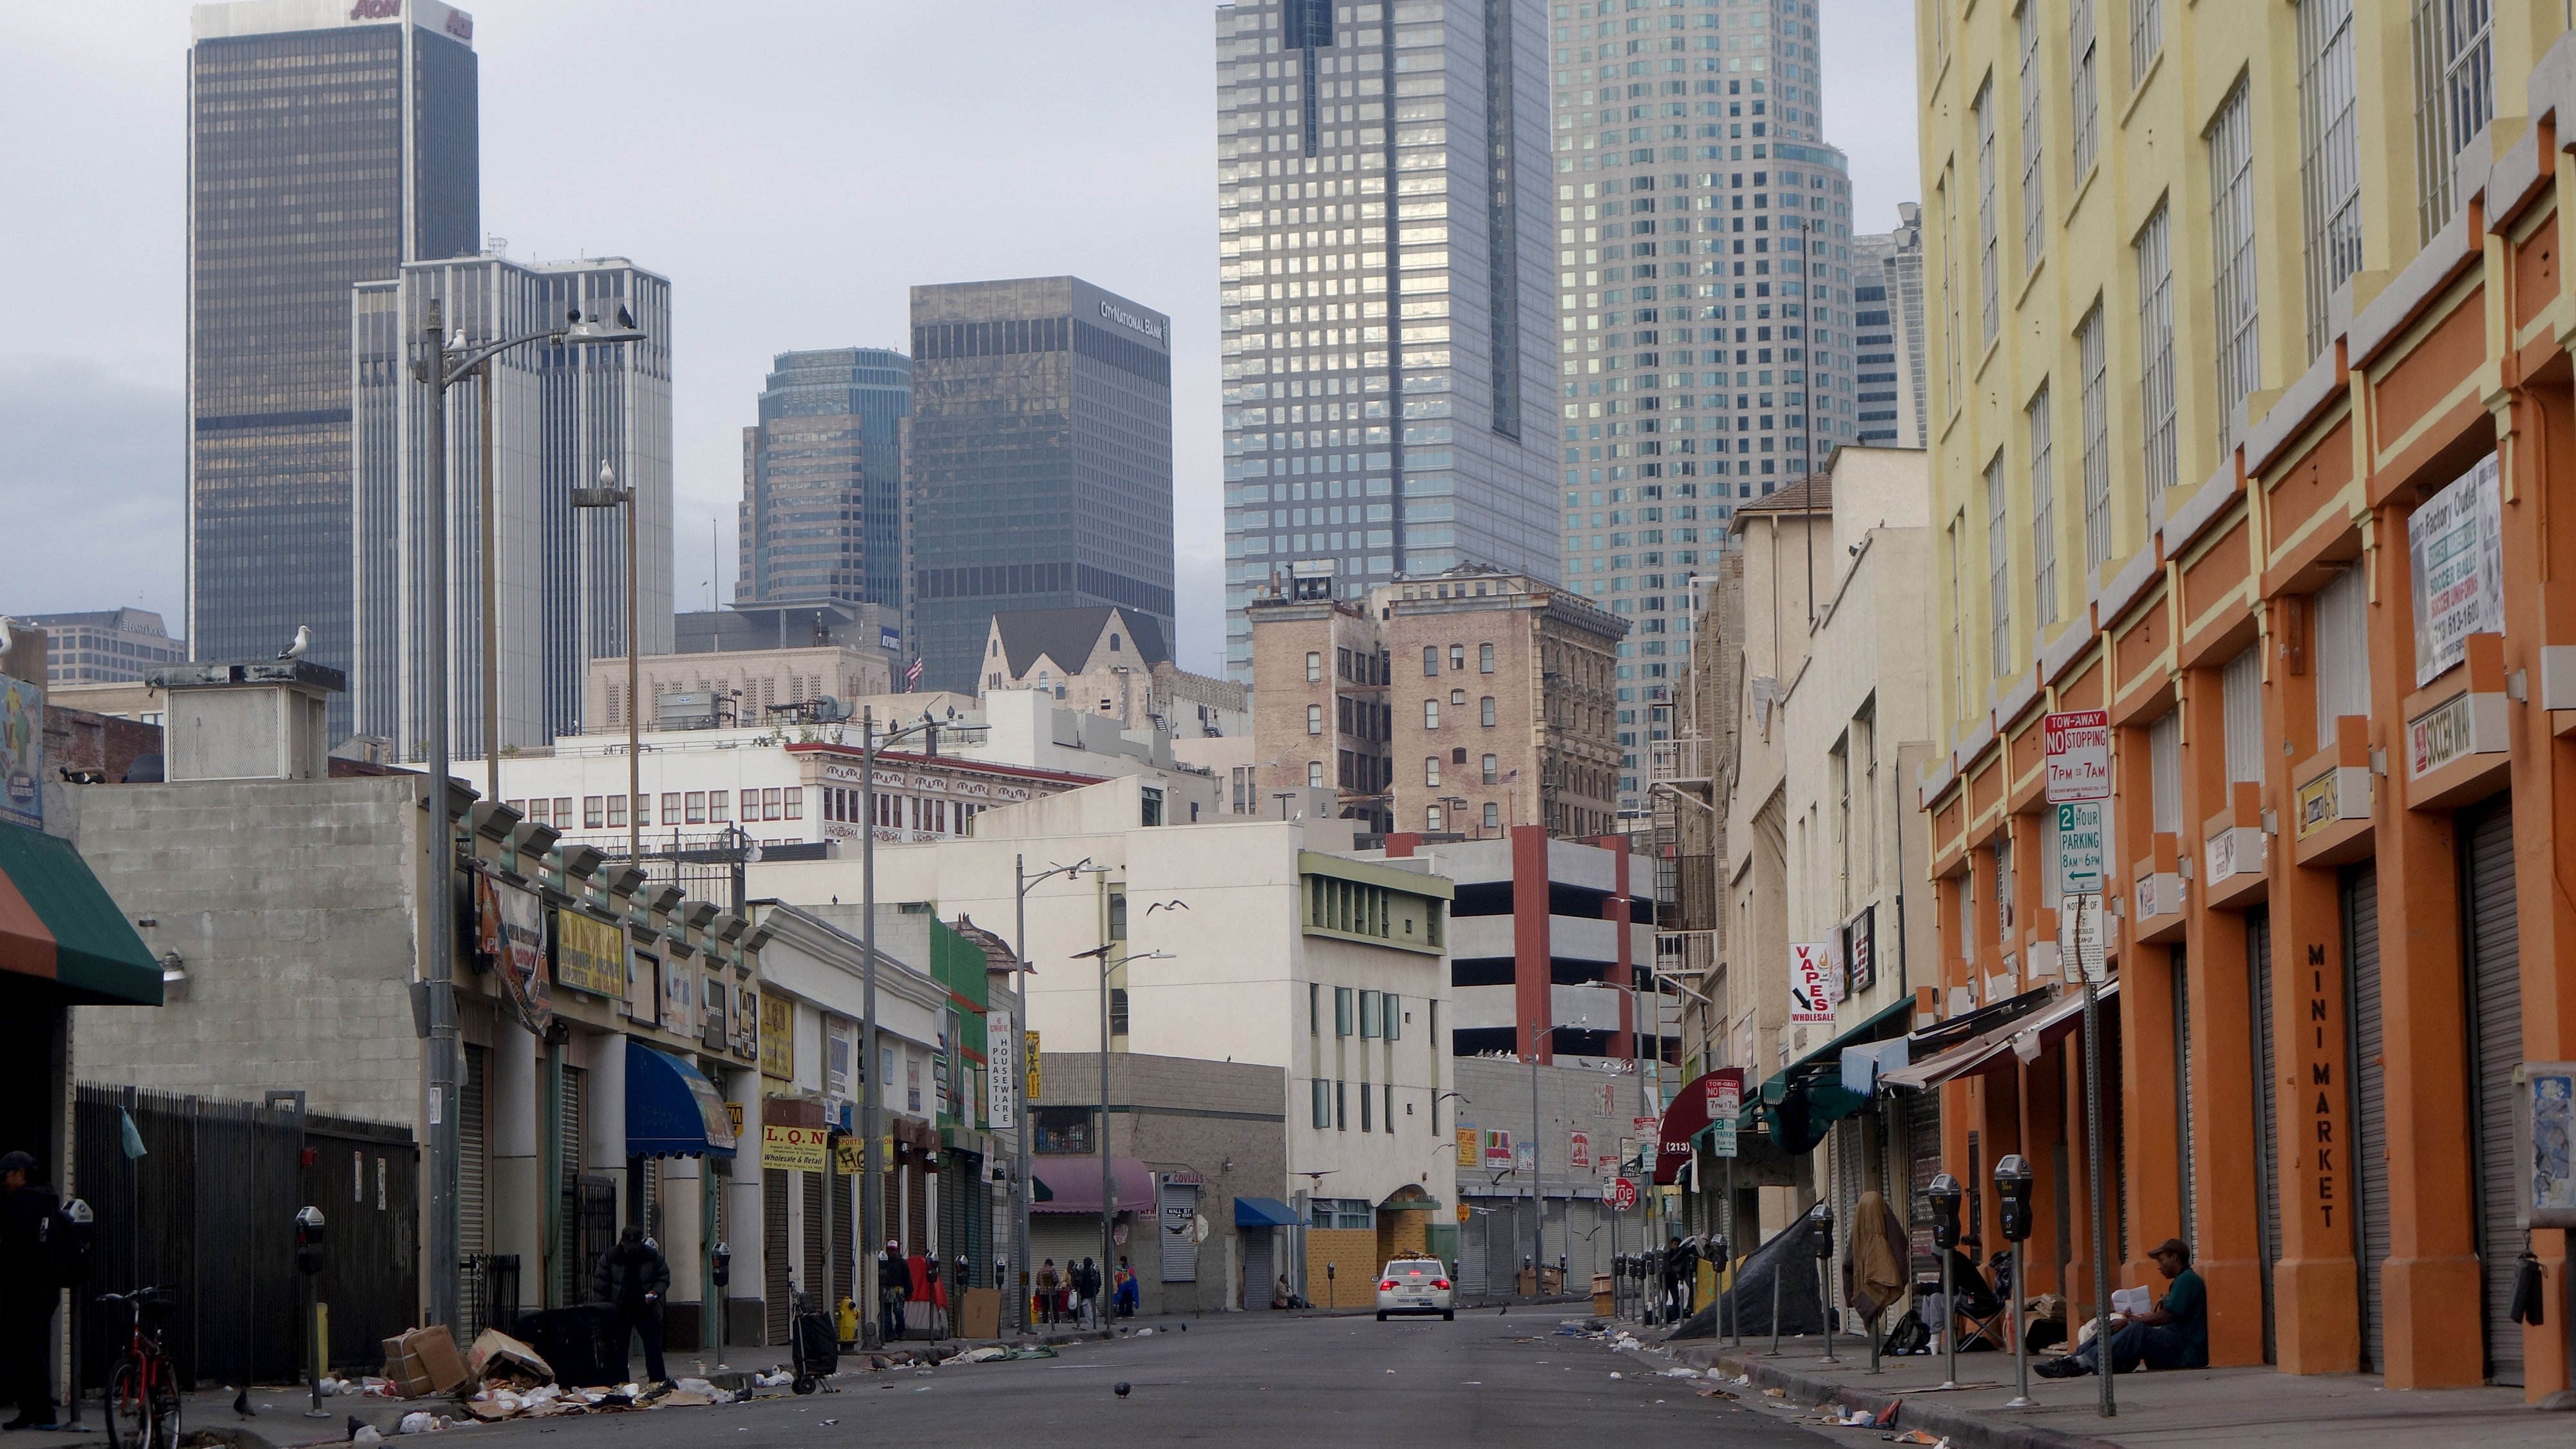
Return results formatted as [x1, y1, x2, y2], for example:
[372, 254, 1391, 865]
[1548, 0, 1856, 814]
[1849, 204, 1927, 448]
[737, 348, 913, 611]
[187, 0, 480, 730]
[350, 255, 673, 758]
[907, 278, 1175, 695]
[1215, 0, 1564, 687]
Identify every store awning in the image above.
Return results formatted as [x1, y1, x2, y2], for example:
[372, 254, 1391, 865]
[1653, 1066, 1746, 1186]
[1031, 1157, 1155, 1215]
[1743, 997, 1917, 1155]
[625, 1041, 739, 1159]
[1880, 981, 2119, 1092]
[0, 824, 160, 1007]
[1235, 1196, 1302, 1229]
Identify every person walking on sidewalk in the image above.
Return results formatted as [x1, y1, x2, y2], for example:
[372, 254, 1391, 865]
[1112, 1258, 1139, 1319]
[1036, 1260, 1064, 1327]
[877, 1240, 909, 1343]
[589, 1226, 671, 1388]
[0, 1152, 64, 1430]
[1074, 1258, 1102, 1329]
[2037, 1238, 2206, 1377]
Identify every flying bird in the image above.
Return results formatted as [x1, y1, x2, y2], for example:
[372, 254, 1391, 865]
[278, 625, 313, 661]
[1145, 900, 1190, 914]
[233, 1388, 256, 1419]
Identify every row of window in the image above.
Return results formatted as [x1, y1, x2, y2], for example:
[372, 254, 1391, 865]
[506, 788, 804, 831]
[816, 786, 982, 837]
[1307, 694, 1501, 733]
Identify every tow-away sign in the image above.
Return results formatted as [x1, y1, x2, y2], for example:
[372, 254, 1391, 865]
[2043, 710, 2112, 802]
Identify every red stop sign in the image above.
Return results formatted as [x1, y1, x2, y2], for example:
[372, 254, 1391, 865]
[1609, 1177, 1638, 1211]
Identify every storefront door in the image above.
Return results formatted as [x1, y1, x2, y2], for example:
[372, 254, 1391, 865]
[2344, 864, 2388, 1372]
[2461, 802, 2524, 1387]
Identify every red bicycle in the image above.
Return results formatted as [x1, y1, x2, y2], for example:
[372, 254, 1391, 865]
[96, 1285, 180, 1449]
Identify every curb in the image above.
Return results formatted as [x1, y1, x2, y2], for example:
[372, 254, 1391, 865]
[1663, 1344, 2125, 1449]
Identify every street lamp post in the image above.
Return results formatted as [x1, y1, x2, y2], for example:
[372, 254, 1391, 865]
[570, 462, 641, 864]
[419, 298, 641, 1332]
[1073, 943, 1173, 1303]
[1010, 855, 1100, 1333]
[848, 706, 983, 1346]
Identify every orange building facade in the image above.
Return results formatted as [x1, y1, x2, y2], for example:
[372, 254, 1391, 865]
[1913, 5, 2576, 1400]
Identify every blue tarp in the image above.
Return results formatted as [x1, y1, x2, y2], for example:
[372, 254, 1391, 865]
[625, 1041, 739, 1159]
[1234, 1196, 1302, 1229]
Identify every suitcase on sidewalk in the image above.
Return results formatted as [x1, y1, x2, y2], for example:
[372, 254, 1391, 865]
[520, 1304, 626, 1387]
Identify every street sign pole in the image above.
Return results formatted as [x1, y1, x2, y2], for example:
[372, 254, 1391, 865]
[2045, 710, 2114, 1419]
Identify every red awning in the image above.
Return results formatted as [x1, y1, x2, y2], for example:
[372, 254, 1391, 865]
[1653, 1066, 1743, 1186]
[1031, 1157, 1157, 1215]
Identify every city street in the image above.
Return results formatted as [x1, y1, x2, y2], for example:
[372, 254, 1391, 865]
[460, 1311, 1837, 1449]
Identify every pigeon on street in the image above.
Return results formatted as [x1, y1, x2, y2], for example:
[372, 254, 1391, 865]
[234, 1389, 256, 1419]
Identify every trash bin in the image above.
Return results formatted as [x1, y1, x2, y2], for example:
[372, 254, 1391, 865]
[516, 1305, 624, 1387]
[1591, 1274, 1614, 1318]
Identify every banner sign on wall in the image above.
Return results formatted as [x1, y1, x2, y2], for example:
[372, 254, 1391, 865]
[475, 867, 551, 1034]
[0, 674, 42, 831]
[761, 1124, 828, 1172]
[1789, 942, 1835, 1024]
[553, 909, 624, 998]
[2407, 452, 2506, 687]
[987, 1010, 1018, 1130]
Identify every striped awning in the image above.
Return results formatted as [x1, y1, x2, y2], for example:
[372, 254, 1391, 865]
[0, 824, 161, 1006]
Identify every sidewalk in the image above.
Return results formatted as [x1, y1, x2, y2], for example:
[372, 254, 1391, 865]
[1622, 1323, 2567, 1449]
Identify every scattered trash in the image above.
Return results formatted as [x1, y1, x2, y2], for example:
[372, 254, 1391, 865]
[674, 1378, 719, 1397]
[1763, 1387, 1787, 1398]
[1694, 1387, 1738, 1401]
[1135, 1328, 1153, 1337]
[754, 1370, 793, 1388]
[1882, 1432, 1944, 1446]
[819, 1421, 837, 1428]
[352, 1429, 383, 1446]
[1609, 1372, 1624, 1380]
[1659, 1367, 1702, 1379]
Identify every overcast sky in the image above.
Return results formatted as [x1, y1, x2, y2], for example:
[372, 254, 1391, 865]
[0, 1, 1916, 675]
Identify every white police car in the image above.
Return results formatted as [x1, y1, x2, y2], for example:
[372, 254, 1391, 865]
[1375, 1258, 1455, 1321]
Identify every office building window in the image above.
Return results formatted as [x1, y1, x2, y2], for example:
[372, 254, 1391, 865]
[2079, 305, 2111, 572]
[2208, 82, 2259, 449]
[1307, 650, 1322, 683]
[584, 796, 605, 829]
[2298, 0, 2362, 359]
[2136, 205, 2177, 525]
[2130, 0, 2162, 87]
[2071, 0, 2101, 180]
[1481, 696, 1497, 727]
[2019, 0, 2046, 271]
[1975, 77, 1999, 345]
[1426, 755, 1442, 787]
[1986, 451, 2011, 675]
[1308, 703, 1324, 735]
[2029, 384, 2057, 629]
[2412, 0, 2494, 242]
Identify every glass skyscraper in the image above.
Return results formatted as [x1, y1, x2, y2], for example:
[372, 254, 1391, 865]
[351, 256, 673, 759]
[737, 348, 912, 611]
[1215, 0, 1565, 687]
[907, 278, 1176, 695]
[1546, 0, 1857, 814]
[187, 0, 480, 736]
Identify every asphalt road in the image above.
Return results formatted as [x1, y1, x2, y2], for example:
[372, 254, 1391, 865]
[468, 1308, 1841, 1449]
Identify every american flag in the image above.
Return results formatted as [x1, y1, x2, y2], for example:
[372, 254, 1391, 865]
[904, 658, 923, 692]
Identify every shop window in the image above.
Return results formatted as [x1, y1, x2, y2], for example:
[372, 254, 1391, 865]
[1032, 1106, 1094, 1154]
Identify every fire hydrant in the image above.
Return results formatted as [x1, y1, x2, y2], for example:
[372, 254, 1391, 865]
[837, 1296, 859, 1350]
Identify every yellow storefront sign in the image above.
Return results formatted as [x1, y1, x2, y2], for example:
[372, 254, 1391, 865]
[1454, 1126, 1478, 1168]
[553, 909, 625, 998]
[761, 1124, 828, 1171]
[833, 1136, 865, 1175]
[1025, 1030, 1041, 1100]
[759, 995, 794, 1081]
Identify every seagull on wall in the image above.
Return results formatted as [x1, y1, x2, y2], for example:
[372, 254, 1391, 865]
[0, 617, 14, 656]
[278, 625, 313, 661]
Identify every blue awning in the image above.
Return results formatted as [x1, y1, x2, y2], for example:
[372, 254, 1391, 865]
[626, 1041, 738, 1159]
[1235, 1196, 1301, 1229]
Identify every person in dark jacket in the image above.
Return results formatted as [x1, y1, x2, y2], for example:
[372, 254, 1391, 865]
[1, 1153, 61, 1430]
[589, 1226, 671, 1387]
[877, 1240, 908, 1343]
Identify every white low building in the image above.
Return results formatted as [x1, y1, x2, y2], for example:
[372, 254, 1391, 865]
[749, 777, 1457, 1309]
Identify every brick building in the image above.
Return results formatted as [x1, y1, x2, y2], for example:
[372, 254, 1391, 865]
[1249, 564, 1626, 838]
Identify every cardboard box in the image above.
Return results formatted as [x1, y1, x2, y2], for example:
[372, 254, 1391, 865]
[406, 1328, 468, 1394]
[383, 1348, 435, 1399]
[464, 1329, 553, 1388]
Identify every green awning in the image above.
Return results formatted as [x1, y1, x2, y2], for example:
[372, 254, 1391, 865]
[1731, 997, 1913, 1154]
[0, 824, 161, 1006]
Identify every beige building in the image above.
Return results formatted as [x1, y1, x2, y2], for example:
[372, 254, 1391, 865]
[1248, 565, 1626, 840]
[588, 643, 895, 732]
[976, 605, 1249, 741]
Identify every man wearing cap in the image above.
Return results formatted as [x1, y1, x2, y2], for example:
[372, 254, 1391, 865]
[0, 1151, 61, 1430]
[876, 1240, 908, 1343]
[2037, 1236, 2206, 1377]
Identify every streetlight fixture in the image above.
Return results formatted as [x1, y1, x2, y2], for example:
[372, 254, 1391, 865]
[571, 459, 642, 864]
[1070, 943, 1174, 1289]
[846, 706, 985, 1347]
[418, 298, 641, 1334]
[1009, 855, 1104, 1332]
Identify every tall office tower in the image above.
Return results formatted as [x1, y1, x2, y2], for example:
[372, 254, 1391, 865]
[907, 278, 1175, 695]
[737, 348, 913, 611]
[1215, 0, 1564, 687]
[1850, 203, 1927, 448]
[187, 0, 480, 736]
[12, 611, 188, 687]
[1549, 0, 1853, 817]
[350, 256, 673, 759]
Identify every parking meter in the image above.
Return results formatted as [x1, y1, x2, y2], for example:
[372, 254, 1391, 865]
[712, 1240, 732, 1289]
[1994, 1155, 2034, 1243]
[1926, 1173, 1963, 1249]
[294, 1206, 327, 1275]
[1808, 1203, 1839, 1361]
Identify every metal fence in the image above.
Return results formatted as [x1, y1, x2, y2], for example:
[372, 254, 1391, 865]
[75, 1086, 418, 1388]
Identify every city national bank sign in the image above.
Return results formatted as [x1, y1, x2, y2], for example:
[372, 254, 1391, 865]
[1099, 300, 1166, 345]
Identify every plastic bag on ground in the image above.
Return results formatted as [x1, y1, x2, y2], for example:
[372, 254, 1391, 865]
[397, 1413, 437, 1434]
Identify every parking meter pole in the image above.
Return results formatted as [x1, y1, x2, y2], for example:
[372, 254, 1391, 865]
[2009, 1239, 2032, 1408]
[2084, 981, 2116, 1417]
[296, 1206, 328, 1418]
[1995, 1154, 2036, 1410]
[1768, 1264, 1783, 1356]
[1938, 1252, 1958, 1390]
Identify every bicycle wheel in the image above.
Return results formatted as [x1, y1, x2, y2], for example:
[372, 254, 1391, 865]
[149, 1371, 182, 1449]
[103, 1359, 149, 1449]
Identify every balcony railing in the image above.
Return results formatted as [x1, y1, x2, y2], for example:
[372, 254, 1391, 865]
[1649, 735, 1709, 783]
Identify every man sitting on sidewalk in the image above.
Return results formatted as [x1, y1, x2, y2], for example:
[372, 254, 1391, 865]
[2036, 1237, 2206, 1377]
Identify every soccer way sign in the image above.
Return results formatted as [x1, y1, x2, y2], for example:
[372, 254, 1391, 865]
[2043, 710, 2112, 802]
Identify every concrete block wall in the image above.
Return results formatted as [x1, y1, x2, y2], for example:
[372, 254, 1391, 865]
[70, 776, 428, 1126]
